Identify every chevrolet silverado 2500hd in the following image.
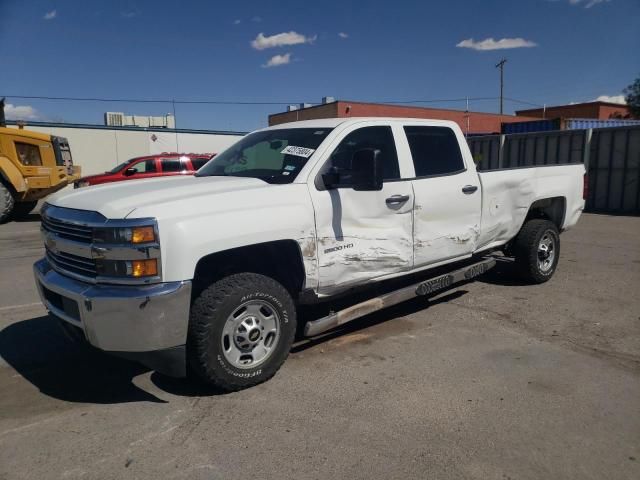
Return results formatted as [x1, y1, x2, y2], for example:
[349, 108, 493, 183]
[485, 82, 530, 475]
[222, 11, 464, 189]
[33, 118, 585, 391]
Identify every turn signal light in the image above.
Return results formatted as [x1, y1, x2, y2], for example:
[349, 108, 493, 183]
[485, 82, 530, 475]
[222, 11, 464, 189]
[130, 259, 158, 277]
[132, 226, 156, 244]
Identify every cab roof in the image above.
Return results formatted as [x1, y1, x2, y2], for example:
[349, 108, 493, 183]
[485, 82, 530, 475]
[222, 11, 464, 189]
[267, 117, 460, 130]
[0, 126, 52, 142]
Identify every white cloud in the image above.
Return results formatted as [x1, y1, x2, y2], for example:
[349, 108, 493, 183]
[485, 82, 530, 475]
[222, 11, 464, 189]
[594, 94, 626, 104]
[262, 53, 292, 68]
[338, 32, 349, 39]
[456, 37, 537, 51]
[251, 31, 316, 50]
[4, 104, 40, 120]
[43, 10, 57, 20]
[233, 19, 241, 25]
[251, 16, 262, 22]
[568, 0, 612, 8]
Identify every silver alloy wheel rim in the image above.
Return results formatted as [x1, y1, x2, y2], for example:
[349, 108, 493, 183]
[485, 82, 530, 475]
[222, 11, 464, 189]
[221, 300, 281, 369]
[537, 232, 556, 272]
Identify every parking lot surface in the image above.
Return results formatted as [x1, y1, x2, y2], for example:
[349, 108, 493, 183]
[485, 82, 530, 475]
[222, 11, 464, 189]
[0, 212, 639, 480]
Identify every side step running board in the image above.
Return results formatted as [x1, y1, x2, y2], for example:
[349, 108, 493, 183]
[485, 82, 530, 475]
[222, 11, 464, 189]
[303, 257, 496, 337]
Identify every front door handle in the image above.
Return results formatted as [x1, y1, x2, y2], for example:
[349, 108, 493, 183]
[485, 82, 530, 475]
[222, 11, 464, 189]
[386, 194, 410, 206]
[462, 185, 478, 194]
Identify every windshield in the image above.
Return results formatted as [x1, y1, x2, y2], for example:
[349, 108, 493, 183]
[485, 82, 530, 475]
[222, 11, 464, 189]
[106, 158, 135, 174]
[196, 128, 332, 183]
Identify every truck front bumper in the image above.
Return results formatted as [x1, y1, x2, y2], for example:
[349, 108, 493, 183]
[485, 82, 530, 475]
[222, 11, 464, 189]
[33, 258, 191, 377]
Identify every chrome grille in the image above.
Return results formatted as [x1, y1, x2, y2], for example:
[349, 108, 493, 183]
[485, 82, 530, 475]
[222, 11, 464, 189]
[46, 248, 97, 278]
[39, 204, 161, 285]
[41, 215, 93, 243]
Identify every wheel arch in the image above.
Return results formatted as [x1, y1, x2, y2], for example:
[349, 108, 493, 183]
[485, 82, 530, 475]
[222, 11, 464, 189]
[525, 196, 566, 230]
[192, 240, 307, 300]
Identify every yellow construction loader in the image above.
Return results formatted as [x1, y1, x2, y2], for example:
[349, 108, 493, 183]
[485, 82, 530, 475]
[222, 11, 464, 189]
[0, 98, 81, 222]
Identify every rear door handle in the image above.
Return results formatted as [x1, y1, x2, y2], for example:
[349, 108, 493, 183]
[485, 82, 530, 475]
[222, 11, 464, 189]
[386, 194, 410, 206]
[462, 185, 478, 194]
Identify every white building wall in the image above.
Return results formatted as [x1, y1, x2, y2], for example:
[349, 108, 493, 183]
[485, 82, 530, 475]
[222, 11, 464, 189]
[9, 125, 244, 175]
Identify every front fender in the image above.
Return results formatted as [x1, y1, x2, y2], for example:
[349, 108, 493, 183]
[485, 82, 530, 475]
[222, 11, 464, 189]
[0, 156, 27, 192]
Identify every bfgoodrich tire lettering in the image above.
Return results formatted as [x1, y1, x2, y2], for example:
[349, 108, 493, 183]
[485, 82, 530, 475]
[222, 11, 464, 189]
[513, 219, 560, 284]
[187, 273, 296, 391]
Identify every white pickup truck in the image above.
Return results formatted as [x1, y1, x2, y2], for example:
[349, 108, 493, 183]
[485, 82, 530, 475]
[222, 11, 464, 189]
[34, 118, 585, 391]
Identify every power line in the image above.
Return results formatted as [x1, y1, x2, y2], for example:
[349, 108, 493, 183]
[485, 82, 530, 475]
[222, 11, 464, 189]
[504, 97, 544, 108]
[0, 95, 296, 105]
[1, 94, 544, 108]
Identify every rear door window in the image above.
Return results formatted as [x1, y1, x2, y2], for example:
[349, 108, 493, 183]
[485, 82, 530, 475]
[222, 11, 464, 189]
[404, 126, 465, 177]
[160, 158, 183, 172]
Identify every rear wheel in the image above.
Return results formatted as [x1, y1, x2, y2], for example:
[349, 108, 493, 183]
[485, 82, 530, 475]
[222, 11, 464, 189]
[187, 273, 297, 391]
[513, 219, 560, 284]
[0, 182, 16, 224]
[11, 201, 38, 220]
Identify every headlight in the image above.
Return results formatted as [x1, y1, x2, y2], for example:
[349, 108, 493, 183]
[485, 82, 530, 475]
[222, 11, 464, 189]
[93, 226, 157, 244]
[90, 221, 160, 282]
[96, 259, 158, 278]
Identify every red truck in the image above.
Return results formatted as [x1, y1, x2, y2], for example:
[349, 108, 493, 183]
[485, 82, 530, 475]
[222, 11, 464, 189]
[74, 153, 214, 188]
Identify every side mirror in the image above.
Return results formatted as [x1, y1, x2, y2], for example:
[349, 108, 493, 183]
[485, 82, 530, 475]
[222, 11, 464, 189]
[124, 167, 137, 176]
[351, 148, 383, 191]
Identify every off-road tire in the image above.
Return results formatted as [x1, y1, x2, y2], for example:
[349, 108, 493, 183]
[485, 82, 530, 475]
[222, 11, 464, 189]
[11, 201, 38, 220]
[513, 219, 560, 284]
[187, 273, 297, 392]
[0, 181, 16, 224]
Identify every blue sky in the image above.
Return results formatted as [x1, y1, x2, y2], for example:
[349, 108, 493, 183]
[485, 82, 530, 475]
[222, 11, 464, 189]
[1, 0, 638, 131]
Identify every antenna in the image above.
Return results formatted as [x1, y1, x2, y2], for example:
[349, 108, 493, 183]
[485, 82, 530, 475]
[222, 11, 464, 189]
[495, 58, 507, 115]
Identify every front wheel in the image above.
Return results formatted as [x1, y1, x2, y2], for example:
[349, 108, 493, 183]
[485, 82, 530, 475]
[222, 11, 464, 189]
[0, 182, 16, 224]
[11, 200, 38, 220]
[513, 219, 560, 284]
[187, 273, 297, 391]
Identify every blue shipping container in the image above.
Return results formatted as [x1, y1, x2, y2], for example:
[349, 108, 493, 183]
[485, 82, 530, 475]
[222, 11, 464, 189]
[501, 119, 561, 134]
[502, 117, 640, 134]
[564, 118, 640, 130]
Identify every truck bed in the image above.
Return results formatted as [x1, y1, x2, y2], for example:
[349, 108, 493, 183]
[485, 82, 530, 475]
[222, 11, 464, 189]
[476, 163, 585, 252]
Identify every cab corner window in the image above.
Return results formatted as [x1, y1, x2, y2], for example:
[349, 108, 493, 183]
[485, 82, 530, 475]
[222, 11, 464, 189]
[404, 126, 464, 177]
[328, 126, 400, 185]
[191, 157, 209, 170]
[15, 142, 42, 166]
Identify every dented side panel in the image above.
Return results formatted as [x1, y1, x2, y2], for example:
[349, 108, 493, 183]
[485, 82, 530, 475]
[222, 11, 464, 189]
[411, 172, 482, 268]
[476, 164, 586, 250]
[311, 185, 414, 294]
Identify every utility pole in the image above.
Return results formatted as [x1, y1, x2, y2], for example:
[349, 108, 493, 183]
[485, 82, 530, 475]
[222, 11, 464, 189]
[495, 58, 507, 115]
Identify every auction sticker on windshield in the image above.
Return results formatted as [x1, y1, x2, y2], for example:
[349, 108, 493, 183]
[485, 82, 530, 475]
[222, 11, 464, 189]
[281, 145, 316, 158]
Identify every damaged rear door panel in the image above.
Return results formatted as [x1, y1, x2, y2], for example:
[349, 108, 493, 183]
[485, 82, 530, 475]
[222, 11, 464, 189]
[399, 125, 482, 266]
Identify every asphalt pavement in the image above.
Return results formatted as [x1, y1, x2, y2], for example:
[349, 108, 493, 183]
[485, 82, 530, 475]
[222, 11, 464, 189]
[0, 212, 638, 480]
